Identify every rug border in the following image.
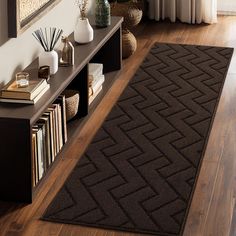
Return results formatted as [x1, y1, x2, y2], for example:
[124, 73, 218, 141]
[41, 217, 179, 236]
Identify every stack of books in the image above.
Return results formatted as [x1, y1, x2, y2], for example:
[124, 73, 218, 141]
[88, 63, 105, 105]
[0, 78, 50, 104]
[32, 95, 67, 186]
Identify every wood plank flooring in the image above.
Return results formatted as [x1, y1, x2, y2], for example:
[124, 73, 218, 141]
[1, 16, 236, 236]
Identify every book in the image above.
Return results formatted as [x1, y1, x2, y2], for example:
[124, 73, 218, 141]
[88, 63, 103, 85]
[49, 105, 60, 154]
[32, 126, 44, 181]
[46, 108, 56, 160]
[57, 104, 63, 150]
[32, 130, 39, 184]
[32, 132, 38, 186]
[89, 74, 104, 87]
[1, 78, 48, 100]
[88, 63, 103, 77]
[51, 103, 63, 151]
[89, 75, 105, 97]
[0, 83, 50, 104]
[43, 111, 55, 162]
[37, 117, 52, 168]
[37, 123, 48, 172]
[89, 85, 103, 105]
[37, 126, 44, 181]
[55, 95, 68, 144]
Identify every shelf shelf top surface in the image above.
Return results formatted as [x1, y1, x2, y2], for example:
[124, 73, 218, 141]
[0, 16, 123, 124]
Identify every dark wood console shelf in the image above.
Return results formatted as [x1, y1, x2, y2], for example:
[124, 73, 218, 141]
[0, 17, 123, 203]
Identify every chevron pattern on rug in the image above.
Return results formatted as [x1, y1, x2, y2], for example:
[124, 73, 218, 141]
[42, 43, 233, 236]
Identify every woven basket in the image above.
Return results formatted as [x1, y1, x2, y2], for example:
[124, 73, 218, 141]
[63, 89, 80, 122]
[111, 2, 143, 29]
[122, 30, 137, 58]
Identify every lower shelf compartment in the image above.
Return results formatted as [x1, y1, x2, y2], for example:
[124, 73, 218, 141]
[67, 70, 121, 140]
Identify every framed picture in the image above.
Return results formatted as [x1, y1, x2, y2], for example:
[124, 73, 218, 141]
[8, 0, 62, 38]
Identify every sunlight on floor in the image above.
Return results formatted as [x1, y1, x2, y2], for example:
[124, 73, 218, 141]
[226, 16, 236, 74]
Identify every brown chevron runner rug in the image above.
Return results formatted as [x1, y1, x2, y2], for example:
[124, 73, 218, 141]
[42, 43, 234, 235]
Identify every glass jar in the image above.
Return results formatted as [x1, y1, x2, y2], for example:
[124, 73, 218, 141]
[15, 72, 29, 88]
[95, 0, 111, 28]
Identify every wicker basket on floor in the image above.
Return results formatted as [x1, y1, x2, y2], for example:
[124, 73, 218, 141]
[111, 1, 142, 58]
[62, 89, 80, 122]
[111, 2, 143, 30]
[122, 30, 137, 58]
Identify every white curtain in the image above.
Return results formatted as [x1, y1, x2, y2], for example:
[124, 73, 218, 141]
[148, 0, 217, 24]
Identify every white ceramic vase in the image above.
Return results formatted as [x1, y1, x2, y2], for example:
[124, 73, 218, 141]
[39, 50, 58, 75]
[74, 17, 94, 44]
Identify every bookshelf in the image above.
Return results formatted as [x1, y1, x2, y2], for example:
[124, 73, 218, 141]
[0, 17, 123, 203]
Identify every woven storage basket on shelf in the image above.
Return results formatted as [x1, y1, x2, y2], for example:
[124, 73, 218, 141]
[111, 2, 143, 29]
[122, 30, 137, 58]
[62, 89, 80, 122]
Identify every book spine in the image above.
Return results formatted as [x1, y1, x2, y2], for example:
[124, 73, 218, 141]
[38, 127, 44, 180]
[90, 75, 105, 95]
[59, 95, 68, 144]
[32, 133, 37, 186]
[89, 85, 103, 105]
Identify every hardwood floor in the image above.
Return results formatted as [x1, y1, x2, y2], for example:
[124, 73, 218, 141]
[1, 16, 236, 236]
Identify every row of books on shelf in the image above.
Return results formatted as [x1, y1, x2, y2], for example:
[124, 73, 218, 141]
[88, 63, 105, 105]
[0, 78, 50, 104]
[32, 95, 67, 186]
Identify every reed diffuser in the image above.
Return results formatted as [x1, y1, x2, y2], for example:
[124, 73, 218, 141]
[32, 27, 63, 75]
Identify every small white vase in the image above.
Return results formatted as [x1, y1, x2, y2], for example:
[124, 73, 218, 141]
[39, 50, 58, 75]
[74, 17, 94, 44]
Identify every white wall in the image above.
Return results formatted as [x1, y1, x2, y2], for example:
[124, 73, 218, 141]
[0, 0, 95, 86]
[218, 0, 236, 12]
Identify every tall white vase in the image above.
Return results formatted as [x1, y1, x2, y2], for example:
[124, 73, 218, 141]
[74, 17, 94, 44]
[39, 50, 58, 75]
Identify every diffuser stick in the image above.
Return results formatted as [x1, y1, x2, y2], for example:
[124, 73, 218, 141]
[33, 27, 63, 52]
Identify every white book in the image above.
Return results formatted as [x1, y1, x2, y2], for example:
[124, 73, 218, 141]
[88, 63, 103, 77]
[53, 104, 60, 154]
[57, 104, 63, 150]
[90, 74, 105, 87]
[89, 75, 105, 97]
[89, 86, 102, 105]
[36, 127, 44, 181]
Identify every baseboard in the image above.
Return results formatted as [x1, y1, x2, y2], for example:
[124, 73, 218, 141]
[217, 10, 236, 16]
